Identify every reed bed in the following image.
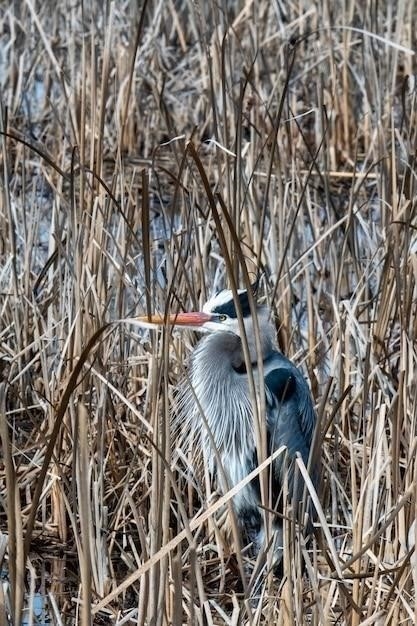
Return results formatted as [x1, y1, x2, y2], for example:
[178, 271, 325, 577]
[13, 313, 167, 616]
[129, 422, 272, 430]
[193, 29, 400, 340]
[0, 1, 416, 624]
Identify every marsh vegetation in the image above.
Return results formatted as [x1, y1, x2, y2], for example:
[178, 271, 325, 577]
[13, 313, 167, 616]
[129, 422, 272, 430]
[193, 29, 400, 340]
[0, 1, 417, 623]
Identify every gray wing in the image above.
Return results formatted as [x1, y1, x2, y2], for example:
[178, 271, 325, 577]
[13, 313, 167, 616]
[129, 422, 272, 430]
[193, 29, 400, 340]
[263, 351, 317, 504]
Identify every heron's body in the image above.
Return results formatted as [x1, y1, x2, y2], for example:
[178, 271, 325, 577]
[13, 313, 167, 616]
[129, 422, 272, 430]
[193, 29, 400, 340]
[174, 291, 317, 557]
[136, 286, 317, 563]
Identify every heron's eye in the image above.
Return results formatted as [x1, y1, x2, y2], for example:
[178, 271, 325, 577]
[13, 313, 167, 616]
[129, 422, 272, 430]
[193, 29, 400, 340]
[219, 314, 228, 322]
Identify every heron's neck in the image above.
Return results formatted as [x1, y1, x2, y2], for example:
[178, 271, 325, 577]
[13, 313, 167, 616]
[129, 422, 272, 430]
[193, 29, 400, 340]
[194, 332, 242, 372]
[189, 333, 254, 460]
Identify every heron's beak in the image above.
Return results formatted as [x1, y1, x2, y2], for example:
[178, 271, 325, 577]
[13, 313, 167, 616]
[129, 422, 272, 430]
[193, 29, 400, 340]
[133, 312, 213, 328]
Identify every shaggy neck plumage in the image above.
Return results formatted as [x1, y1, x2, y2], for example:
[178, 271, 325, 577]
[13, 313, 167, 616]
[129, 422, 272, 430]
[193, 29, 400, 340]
[180, 313, 277, 476]
[190, 331, 263, 468]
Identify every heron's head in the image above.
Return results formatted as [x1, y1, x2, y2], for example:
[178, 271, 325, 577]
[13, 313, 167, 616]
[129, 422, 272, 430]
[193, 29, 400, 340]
[134, 287, 277, 360]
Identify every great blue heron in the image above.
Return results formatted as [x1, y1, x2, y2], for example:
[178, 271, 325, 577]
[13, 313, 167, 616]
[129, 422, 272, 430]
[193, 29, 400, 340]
[136, 284, 317, 569]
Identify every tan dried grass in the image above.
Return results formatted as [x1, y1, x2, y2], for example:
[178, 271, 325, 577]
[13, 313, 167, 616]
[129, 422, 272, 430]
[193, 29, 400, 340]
[0, 0, 416, 624]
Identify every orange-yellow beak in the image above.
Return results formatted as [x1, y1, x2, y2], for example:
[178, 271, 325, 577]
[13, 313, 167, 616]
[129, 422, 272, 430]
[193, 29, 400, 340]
[133, 311, 213, 328]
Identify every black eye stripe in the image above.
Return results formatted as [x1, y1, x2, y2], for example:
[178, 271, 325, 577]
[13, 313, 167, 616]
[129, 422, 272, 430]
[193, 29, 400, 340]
[212, 302, 237, 317]
[212, 291, 251, 318]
